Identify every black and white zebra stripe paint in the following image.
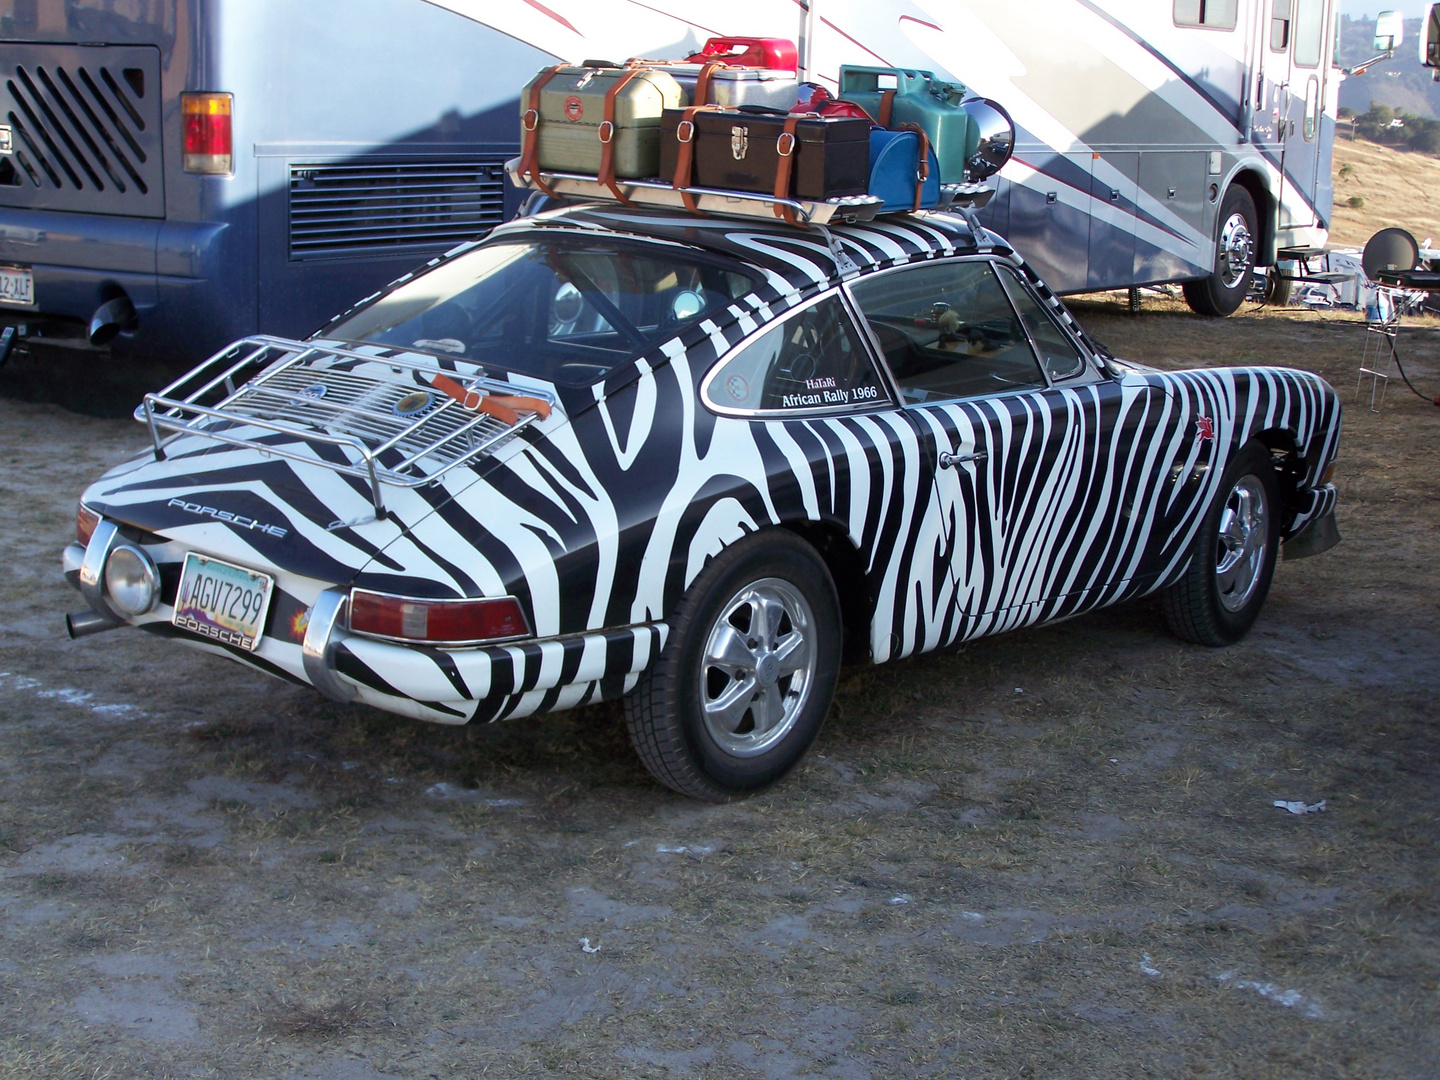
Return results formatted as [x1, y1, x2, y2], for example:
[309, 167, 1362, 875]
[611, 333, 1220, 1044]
[78, 206, 1341, 724]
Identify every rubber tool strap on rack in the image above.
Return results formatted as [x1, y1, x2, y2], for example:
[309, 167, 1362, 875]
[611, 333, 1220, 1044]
[670, 104, 724, 214]
[773, 114, 807, 227]
[597, 67, 648, 204]
[519, 64, 566, 198]
[898, 122, 931, 211]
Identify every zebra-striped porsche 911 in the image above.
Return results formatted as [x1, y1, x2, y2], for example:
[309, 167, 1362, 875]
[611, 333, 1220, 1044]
[63, 204, 1342, 800]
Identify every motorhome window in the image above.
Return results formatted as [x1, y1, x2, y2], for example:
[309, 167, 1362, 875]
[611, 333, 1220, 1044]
[995, 268, 1086, 382]
[1303, 77, 1321, 139]
[324, 238, 758, 388]
[1292, 0, 1325, 66]
[848, 261, 1047, 403]
[1173, 0, 1238, 30]
[1271, 0, 1292, 50]
[702, 295, 888, 415]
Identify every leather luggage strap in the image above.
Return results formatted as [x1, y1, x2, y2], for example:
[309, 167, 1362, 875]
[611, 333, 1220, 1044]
[878, 89, 896, 127]
[598, 66, 646, 205]
[670, 103, 724, 214]
[898, 121, 930, 211]
[773, 113, 806, 227]
[519, 64, 566, 198]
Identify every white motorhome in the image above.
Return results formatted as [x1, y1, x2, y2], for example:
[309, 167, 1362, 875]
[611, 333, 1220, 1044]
[436, 0, 1409, 315]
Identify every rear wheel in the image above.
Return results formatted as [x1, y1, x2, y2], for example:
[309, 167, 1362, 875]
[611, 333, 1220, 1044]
[1184, 186, 1257, 317]
[624, 530, 842, 801]
[1162, 442, 1280, 646]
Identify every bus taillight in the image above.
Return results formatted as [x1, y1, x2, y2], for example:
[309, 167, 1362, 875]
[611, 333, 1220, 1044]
[182, 92, 233, 176]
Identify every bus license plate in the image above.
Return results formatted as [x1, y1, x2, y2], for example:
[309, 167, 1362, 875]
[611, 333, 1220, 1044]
[172, 553, 275, 652]
[0, 266, 34, 307]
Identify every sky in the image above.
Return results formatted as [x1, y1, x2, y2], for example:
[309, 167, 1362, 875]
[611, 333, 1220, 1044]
[1339, 0, 1432, 17]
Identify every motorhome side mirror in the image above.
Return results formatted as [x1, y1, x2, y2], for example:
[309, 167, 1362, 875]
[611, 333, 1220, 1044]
[1423, 3, 1440, 68]
[959, 97, 1015, 182]
[1373, 10, 1404, 53]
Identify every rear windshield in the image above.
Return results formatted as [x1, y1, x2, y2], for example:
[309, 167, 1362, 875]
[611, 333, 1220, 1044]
[323, 234, 759, 388]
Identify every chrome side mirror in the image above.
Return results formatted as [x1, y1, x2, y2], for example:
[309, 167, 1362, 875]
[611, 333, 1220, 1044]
[1374, 10, 1404, 53]
[959, 97, 1015, 183]
[1423, 3, 1440, 71]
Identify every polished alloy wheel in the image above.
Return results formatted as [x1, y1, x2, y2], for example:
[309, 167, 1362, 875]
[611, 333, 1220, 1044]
[700, 577, 816, 757]
[1214, 475, 1269, 612]
[1218, 211, 1255, 290]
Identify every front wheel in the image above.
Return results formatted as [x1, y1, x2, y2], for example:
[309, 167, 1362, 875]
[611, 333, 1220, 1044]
[624, 530, 842, 801]
[1162, 442, 1280, 646]
[1183, 186, 1258, 317]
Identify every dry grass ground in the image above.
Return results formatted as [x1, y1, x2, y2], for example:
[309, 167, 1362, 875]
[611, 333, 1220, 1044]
[1, 299, 1438, 1079]
[1329, 137, 1440, 248]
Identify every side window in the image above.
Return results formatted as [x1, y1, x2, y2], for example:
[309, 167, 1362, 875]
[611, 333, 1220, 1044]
[703, 294, 887, 414]
[848, 261, 1047, 403]
[997, 268, 1087, 382]
[1174, 0, 1238, 30]
[1271, 0, 1292, 51]
[1292, 0, 1325, 67]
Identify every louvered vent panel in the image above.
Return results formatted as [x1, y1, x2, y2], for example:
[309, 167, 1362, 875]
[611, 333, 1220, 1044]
[288, 157, 509, 260]
[0, 43, 164, 218]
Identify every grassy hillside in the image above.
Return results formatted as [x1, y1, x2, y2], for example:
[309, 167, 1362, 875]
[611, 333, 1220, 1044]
[1328, 136, 1440, 249]
[1337, 15, 1440, 121]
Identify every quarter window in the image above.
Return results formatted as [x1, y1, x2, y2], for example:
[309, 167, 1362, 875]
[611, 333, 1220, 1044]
[703, 294, 887, 415]
[848, 261, 1047, 404]
[1174, 0, 1238, 30]
[997, 268, 1086, 382]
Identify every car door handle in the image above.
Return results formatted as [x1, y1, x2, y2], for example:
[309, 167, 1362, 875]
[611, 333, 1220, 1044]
[939, 449, 987, 469]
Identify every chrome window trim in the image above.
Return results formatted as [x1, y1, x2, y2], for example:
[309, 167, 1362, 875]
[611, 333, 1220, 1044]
[699, 287, 898, 420]
[992, 262, 1097, 386]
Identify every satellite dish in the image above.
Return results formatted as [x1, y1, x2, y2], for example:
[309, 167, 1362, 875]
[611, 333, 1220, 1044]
[1362, 227, 1419, 280]
[958, 98, 1015, 183]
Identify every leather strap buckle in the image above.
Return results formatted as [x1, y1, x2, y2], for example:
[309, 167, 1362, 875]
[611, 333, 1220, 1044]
[597, 120, 614, 144]
[676, 120, 695, 143]
[522, 109, 539, 132]
[776, 131, 796, 158]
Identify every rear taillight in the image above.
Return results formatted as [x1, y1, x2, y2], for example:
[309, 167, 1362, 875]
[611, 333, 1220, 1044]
[77, 503, 100, 547]
[182, 92, 233, 175]
[348, 590, 530, 644]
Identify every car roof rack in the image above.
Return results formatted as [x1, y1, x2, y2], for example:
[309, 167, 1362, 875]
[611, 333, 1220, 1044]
[136, 335, 555, 525]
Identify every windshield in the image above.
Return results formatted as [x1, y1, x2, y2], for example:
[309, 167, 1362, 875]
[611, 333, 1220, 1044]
[323, 235, 759, 388]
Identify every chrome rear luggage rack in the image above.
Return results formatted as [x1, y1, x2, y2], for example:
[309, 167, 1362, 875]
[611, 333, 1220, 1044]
[136, 335, 556, 522]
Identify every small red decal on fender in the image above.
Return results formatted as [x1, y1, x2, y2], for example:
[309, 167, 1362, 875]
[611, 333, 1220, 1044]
[1196, 416, 1215, 442]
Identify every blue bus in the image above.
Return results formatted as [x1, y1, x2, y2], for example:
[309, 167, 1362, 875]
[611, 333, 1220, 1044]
[0, 0, 549, 372]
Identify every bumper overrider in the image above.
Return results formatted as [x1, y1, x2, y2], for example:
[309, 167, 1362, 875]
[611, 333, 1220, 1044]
[1282, 482, 1340, 561]
[63, 522, 668, 725]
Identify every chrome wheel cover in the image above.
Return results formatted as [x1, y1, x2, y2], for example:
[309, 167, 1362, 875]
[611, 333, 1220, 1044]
[699, 577, 816, 758]
[1218, 211, 1255, 290]
[1214, 475, 1269, 613]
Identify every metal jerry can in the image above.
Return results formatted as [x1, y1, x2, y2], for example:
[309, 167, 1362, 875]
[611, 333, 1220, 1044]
[838, 66, 976, 184]
[520, 65, 683, 180]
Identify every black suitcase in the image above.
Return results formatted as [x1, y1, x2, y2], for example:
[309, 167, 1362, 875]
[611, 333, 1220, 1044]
[660, 108, 870, 201]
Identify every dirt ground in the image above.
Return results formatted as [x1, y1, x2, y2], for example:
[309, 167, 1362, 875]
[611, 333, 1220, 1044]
[1, 299, 1438, 1080]
[1329, 138, 1440, 249]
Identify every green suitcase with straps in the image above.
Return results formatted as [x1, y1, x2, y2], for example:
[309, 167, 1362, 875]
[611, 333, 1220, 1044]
[838, 65, 978, 185]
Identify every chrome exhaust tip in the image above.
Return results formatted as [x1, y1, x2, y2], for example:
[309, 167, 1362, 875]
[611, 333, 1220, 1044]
[66, 609, 125, 639]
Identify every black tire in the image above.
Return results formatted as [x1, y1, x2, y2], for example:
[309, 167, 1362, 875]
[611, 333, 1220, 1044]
[624, 530, 842, 801]
[1183, 186, 1258, 317]
[1264, 267, 1294, 307]
[1162, 442, 1280, 646]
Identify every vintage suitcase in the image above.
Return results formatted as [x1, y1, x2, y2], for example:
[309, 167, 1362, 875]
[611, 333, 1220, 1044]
[518, 65, 683, 189]
[838, 65, 974, 184]
[868, 127, 940, 213]
[659, 108, 870, 202]
[669, 65, 799, 110]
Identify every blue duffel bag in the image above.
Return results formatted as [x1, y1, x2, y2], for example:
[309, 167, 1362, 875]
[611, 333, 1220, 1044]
[868, 126, 940, 213]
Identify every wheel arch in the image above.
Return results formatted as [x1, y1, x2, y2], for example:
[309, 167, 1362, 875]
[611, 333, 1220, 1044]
[779, 519, 874, 666]
[1229, 169, 1277, 268]
[1249, 427, 1309, 535]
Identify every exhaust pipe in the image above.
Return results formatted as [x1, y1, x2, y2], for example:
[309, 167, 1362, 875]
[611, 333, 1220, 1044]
[66, 609, 125, 639]
[88, 294, 137, 346]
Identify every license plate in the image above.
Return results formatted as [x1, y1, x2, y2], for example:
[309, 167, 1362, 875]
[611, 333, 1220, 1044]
[173, 553, 275, 652]
[0, 265, 33, 307]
